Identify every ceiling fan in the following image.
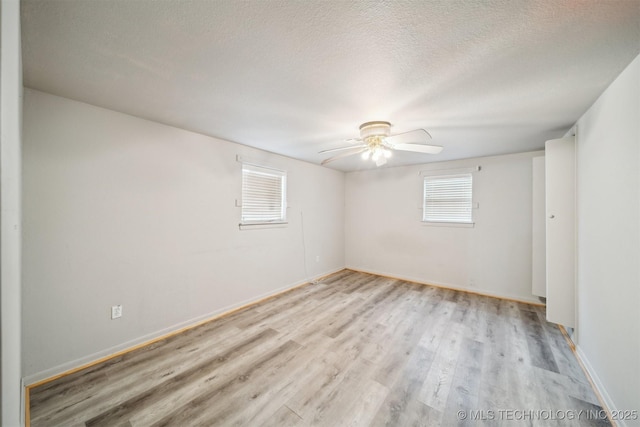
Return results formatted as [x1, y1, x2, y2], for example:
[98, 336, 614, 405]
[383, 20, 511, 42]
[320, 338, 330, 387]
[320, 121, 443, 167]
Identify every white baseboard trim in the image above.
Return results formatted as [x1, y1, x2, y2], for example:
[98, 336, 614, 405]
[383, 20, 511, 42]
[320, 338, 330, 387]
[574, 345, 624, 427]
[345, 266, 543, 306]
[21, 378, 26, 426]
[23, 267, 344, 387]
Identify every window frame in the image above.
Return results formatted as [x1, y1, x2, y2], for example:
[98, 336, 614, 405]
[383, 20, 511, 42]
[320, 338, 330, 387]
[422, 172, 474, 225]
[240, 163, 287, 227]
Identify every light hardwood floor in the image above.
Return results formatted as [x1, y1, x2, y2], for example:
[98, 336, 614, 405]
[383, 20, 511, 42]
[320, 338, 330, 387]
[28, 270, 609, 426]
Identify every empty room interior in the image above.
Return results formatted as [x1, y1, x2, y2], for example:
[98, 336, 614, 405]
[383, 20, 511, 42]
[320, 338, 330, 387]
[1, 0, 640, 426]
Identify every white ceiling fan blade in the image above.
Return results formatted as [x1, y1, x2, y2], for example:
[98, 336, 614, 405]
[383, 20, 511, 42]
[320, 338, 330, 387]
[319, 144, 366, 154]
[385, 128, 432, 145]
[393, 143, 443, 154]
[321, 147, 367, 165]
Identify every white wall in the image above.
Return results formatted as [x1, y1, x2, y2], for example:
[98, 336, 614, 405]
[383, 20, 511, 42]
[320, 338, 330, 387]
[575, 54, 639, 424]
[1, 0, 24, 424]
[22, 89, 345, 382]
[345, 151, 542, 303]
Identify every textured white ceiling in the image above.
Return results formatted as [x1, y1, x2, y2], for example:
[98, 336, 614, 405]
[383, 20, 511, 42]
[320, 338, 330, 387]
[21, 0, 640, 171]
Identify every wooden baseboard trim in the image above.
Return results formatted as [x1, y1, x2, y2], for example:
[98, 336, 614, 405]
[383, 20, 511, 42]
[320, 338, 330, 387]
[345, 267, 546, 307]
[23, 268, 341, 425]
[558, 326, 616, 427]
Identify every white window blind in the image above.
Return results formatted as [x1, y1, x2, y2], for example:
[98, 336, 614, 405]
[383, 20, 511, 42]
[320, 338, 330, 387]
[241, 164, 287, 224]
[423, 173, 473, 223]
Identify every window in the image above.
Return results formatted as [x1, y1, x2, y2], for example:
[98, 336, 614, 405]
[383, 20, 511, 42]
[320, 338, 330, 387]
[241, 163, 287, 224]
[423, 173, 473, 224]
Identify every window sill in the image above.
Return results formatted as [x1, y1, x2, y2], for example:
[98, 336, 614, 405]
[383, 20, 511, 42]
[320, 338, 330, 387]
[421, 221, 475, 228]
[239, 222, 288, 230]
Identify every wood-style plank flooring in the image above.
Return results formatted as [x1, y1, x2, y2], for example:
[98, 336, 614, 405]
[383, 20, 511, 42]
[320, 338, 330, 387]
[29, 270, 609, 426]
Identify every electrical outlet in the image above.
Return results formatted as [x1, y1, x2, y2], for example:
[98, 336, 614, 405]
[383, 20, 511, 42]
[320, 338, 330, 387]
[111, 304, 123, 319]
[315, 255, 320, 262]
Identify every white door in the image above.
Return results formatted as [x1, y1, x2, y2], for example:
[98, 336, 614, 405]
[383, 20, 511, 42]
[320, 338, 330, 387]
[545, 137, 575, 327]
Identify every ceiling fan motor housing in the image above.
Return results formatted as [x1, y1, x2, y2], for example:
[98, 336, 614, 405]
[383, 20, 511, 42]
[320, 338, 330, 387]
[359, 121, 391, 139]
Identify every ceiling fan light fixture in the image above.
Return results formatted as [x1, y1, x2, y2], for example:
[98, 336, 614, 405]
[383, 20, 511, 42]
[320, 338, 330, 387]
[361, 150, 370, 160]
